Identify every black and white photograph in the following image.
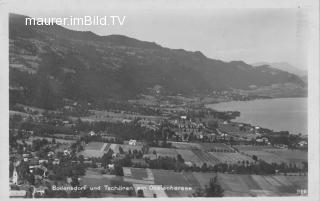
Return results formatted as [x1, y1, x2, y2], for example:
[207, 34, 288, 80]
[1, 0, 319, 199]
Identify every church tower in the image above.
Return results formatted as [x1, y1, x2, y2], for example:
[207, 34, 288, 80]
[12, 165, 18, 185]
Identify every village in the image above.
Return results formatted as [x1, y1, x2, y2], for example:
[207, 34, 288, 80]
[9, 99, 308, 198]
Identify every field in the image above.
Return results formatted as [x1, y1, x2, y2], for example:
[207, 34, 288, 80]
[192, 172, 307, 196]
[148, 147, 178, 158]
[148, 147, 209, 166]
[122, 167, 198, 197]
[85, 142, 107, 150]
[199, 143, 234, 152]
[79, 143, 307, 197]
[176, 149, 203, 166]
[147, 145, 252, 166]
[80, 110, 163, 123]
[265, 149, 307, 164]
[94, 167, 308, 197]
[235, 145, 307, 166]
[54, 144, 69, 153]
[80, 168, 136, 197]
[78, 142, 110, 158]
[171, 142, 234, 152]
[151, 169, 199, 197]
[208, 152, 254, 164]
[110, 144, 143, 154]
[78, 142, 144, 157]
[79, 167, 307, 197]
[192, 150, 220, 166]
[235, 145, 276, 152]
[28, 136, 76, 144]
[170, 142, 202, 149]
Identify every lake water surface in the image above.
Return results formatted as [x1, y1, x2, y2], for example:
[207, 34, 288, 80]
[207, 97, 307, 135]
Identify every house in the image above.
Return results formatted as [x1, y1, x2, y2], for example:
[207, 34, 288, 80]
[129, 139, 137, 146]
[83, 160, 92, 165]
[32, 186, 47, 197]
[102, 135, 117, 141]
[107, 164, 115, 170]
[39, 159, 48, 164]
[66, 177, 72, 184]
[256, 139, 264, 143]
[29, 158, 39, 166]
[112, 153, 120, 158]
[180, 116, 187, 120]
[122, 119, 132, 123]
[143, 154, 157, 160]
[88, 131, 96, 136]
[63, 149, 71, 156]
[298, 140, 308, 147]
[184, 161, 193, 167]
[22, 154, 29, 158]
[53, 159, 60, 165]
[207, 133, 217, 142]
[47, 151, 55, 157]
[29, 165, 48, 177]
[220, 133, 229, 138]
[62, 120, 70, 125]
[96, 162, 102, 168]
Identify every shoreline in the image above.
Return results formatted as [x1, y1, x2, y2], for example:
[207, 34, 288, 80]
[206, 97, 308, 136]
[203, 95, 307, 106]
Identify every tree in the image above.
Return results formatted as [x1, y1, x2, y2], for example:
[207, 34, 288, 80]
[71, 176, 79, 187]
[252, 155, 258, 161]
[114, 165, 124, 176]
[204, 176, 224, 197]
[201, 163, 208, 172]
[137, 189, 144, 197]
[17, 162, 30, 180]
[207, 120, 218, 130]
[193, 188, 205, 197]
[229, 136, 235, 146]
[101, 153, 112, 168]
[119, 146, 124, 154]
[177, 154, 184, 163]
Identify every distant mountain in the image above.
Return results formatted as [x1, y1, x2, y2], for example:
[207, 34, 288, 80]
[252, 62, 307, 77]
[9, 13, 306, 109]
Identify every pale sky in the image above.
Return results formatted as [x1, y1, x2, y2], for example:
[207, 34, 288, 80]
[8, 0, 311, 70]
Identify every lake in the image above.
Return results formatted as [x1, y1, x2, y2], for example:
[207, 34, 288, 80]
[207, 97, 308, 135]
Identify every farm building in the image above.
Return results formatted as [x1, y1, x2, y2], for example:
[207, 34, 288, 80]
[298, 140, 308, 147]
[88, 131, 96, 136]
[129, 139, 137, 146]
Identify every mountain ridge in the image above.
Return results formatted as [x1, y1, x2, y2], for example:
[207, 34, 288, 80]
[252, 62, 307, 77]
[9, 13, 306, 109]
